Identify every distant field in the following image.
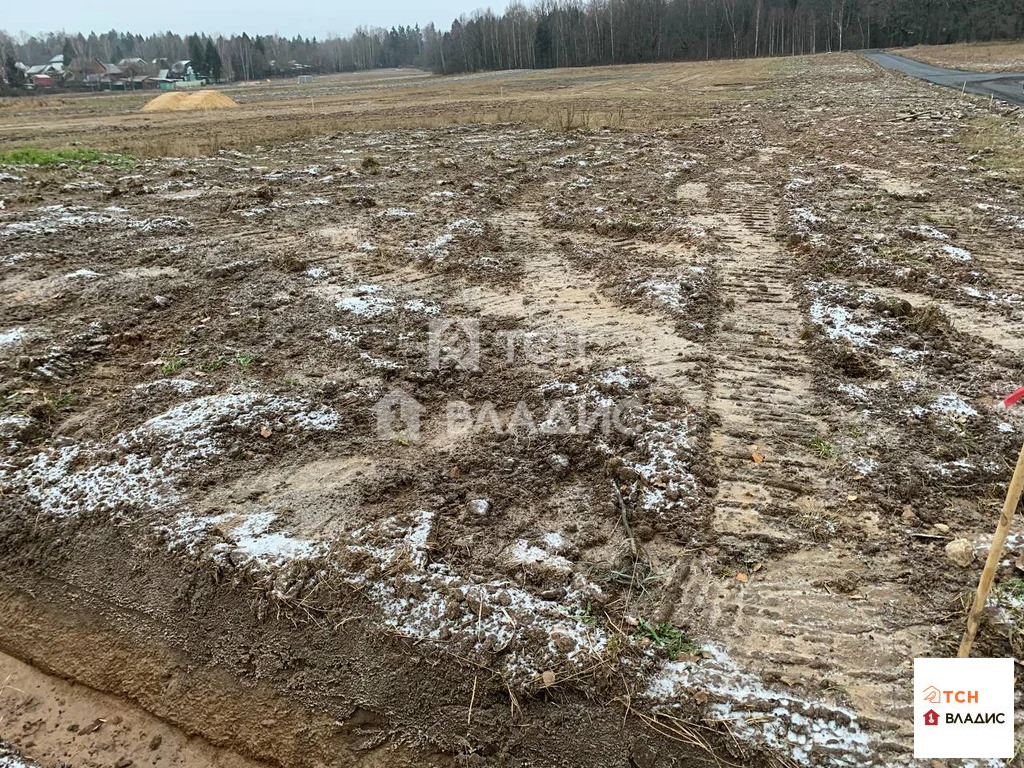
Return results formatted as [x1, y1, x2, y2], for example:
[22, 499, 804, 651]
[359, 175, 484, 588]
[896, 40, 1024, 72]
[0, 59, 780, 157]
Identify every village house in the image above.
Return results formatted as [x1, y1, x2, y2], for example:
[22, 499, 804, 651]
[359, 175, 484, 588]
[80, 59, 124, 88]
[77, 59, 152, 89]
[23, 54, 65, 88]
[116, 57, 153, 88]
[152, 60, 206, 89]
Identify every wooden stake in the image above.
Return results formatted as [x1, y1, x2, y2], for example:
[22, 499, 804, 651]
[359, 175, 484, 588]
[958, 441, 1024, 657]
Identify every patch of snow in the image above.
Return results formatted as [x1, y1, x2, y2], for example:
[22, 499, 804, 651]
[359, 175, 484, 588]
[912, 224, 949, 240]
[597, 367, 635, 391]
[538, 380, 579, 396]
[508, 539, 572, 573]
[929, 392, 978, 419]
[336, 285, 439, 317]
[628, 412, 700, 517]
[2, 205, 190, 238]
[541, 531, 567, 552]
[134, 378, 206, 395]
[810, 299, 881, 348]
[631, 269, 707, 315]
[645, 645, 875, 767]
[337, 285, 394, 317]
[360, 352, 401, 370]
[401, 298, 440, 314]
[998, 215, 1024, 231]
[0, 414, 33, 441]
[837, 383, 868, 402]
[0, 392, 341, 519]
[849, 456, 878, 476]
[0, 327, 27, 346]
[1, 251, 36, 266]
[940, 244, 972, 262]
[790, 207, 823, 225]
[335, 509, 608, 688]
[889, 345, 924, 362]
[0, 752, 38, 768]
[929, 458, 979, 479]
[214, 512, 323, 566]
[326, 327, 362, 344]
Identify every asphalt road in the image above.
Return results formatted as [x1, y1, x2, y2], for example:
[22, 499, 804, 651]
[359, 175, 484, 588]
[862, 49, 1024, 107]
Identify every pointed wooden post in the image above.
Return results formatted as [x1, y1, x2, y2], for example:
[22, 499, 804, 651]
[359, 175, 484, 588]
[958, 385, 1024, 658]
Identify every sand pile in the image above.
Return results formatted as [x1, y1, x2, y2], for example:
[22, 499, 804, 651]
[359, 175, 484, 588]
[142, 90, 239, 112]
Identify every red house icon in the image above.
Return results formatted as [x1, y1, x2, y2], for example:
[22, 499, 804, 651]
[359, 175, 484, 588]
[923, 709, 940, 726]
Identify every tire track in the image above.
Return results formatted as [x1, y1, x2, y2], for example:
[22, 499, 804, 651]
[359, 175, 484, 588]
[671, 175, 922, 744]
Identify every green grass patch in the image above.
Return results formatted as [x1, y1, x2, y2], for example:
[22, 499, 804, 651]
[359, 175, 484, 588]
[996, 578, 1024, 601]
[159, 357, 186, 375]
[636, 618, 701, 658]
[0, 147, 134, 168]
[810, 435, 838, 460]
[199, 354, 229, 372]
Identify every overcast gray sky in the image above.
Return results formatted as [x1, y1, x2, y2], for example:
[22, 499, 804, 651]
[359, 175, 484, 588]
[4, 0, 488, 39]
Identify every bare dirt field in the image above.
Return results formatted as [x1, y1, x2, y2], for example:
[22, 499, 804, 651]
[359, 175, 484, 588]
[897, 41, 1024, 73]
[2, 53, 1024, 767]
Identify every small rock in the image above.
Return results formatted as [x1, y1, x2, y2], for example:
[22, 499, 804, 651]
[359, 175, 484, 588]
[934, 523, 950, 534]
[630, 741, 658, 768]
[615, 465, 641, 483]
[149, 735, 162, 751]
[547, 453, 569, 475]
[466, 498, 491, 517]
[945, 538, 975, 568]
[550, 631, 577, 653]
[79, 719, 104, 735]
[114, 758, 133, 768]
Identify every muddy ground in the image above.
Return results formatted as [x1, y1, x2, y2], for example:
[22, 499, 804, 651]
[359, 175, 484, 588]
[2, 50, 1024, 767]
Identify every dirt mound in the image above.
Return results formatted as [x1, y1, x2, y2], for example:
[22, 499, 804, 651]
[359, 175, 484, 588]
[142, 90, 239, 112]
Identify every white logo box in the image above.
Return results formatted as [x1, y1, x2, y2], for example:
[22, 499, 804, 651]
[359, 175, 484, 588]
[914, 657, 1014, 759]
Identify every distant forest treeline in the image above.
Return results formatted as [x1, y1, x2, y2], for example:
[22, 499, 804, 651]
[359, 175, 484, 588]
[2, 0, 1022, 80]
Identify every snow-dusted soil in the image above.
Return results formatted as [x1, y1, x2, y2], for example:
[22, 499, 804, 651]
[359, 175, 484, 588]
[1, 51, 1024, 768]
